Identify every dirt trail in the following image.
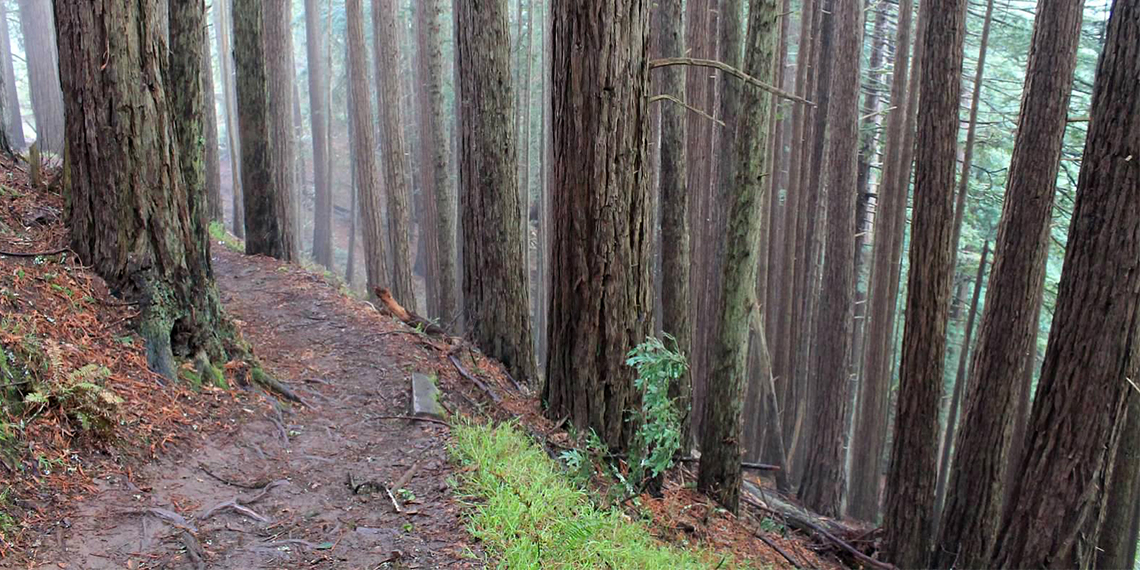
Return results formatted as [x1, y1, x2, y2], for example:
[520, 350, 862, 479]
[30, 248, 477, 569]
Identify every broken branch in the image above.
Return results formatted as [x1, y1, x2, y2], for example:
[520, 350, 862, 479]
[649, 58, 814, 106]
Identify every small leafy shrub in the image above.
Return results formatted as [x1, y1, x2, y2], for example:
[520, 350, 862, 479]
[625, 336, 687, 491]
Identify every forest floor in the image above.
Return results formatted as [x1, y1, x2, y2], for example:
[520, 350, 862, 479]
[2, 155, 850, 569]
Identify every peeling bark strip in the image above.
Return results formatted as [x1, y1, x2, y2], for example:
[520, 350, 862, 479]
[990, 0, 1140, 566]
[543, 0, 652, 452]
[935, 0, 1086, 566]
[55, 0, 235, 377]
[456, 0, 537, 387]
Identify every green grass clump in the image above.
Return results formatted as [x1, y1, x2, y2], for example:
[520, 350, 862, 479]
[449, 421, 738, 569]
[208, 221, 244, 253]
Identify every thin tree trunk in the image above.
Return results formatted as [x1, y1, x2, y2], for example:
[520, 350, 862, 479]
[798, 0, 861, 518]
[535, 0, 551, 370]
[0, 0, 24, 149]
[934, 2, 1084, 565]
[544, 0, 651, 451]
[203, 9, 223, 223]
[458, 0, 538, 387]
[990, 5, 1140, 565]
[216, 0, 243, 239]
[304, 0, 333, 268]
[1004, 278, 1044, 501]
[372, 0, 418, 310]
[934, 240, 989, 522]
[698, 0, 778, 513]
[518, 0, 534, 250]
[18, 0, 63, 156]
[881, 0, 967, 564]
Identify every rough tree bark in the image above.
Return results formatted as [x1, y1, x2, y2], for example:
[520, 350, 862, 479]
[216, 0, 243, 239]
[544, 0, 651, 451]
[847, 0, 915, 523]
[202, 11, 223, 223]
[797, 0, 861, 518]
[934, 2, 1084, 566]
[345, 0, 388, 296]
[263, 0, 297, 261]
[413, 0, 457, 323]
[654, 0, 692, 449]
[881, 0, 967, 565]
[990, 2, 1140, 565]
[233, 0, 293, 259]
[457, 0, 538, 386]
[372, 0, 418, 311]
[18, 0, 63, 156]
[934, 240, 989, 521]
[55, 0, 237, 380]
[0, 0, 24, 150]
[1097, 390, 1140, 570]
[698, 0, 778, 513]
[304, 0, 333, 269]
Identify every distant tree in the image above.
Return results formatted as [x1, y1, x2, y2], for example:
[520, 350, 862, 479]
[847, 0, 915, 523]
[697, 0, 778, 513]
[653, 0, 692, 448]
[17, 0, 63, 156]
[345, 0, 388, 296]
[373, 0, 418, 310]
[203, 7, 223, 223]
[457, 0, 537, 386]
[215, 0, 244, 238]
[304, 0, 333, 269]
[543, 0, 650, 449]
[55, 0, 237, 379]
[990, 1, 1140, 565]
[798, 0, 861, 518]
[232, 0, 292, 259]
[881, 0, 967, 565]
[0, 0, 24, 150]
[934, 1, 1085, 566]
[412, 0, 458, 324]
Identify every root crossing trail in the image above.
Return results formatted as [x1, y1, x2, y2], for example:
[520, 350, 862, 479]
[35, 248, 478, 569]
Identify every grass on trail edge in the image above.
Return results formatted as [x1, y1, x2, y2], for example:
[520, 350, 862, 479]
[449, 420, 752, 569]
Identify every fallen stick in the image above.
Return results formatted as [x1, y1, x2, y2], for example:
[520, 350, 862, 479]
[367, 414, 450, 428]
[374, 287, 446, 336]
[448, 352, 502, 404]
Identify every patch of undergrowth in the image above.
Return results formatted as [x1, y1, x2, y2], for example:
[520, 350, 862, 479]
[450, 420, 742, 569]
[626, 336, 686, 491]
[208, 221, 244, 253]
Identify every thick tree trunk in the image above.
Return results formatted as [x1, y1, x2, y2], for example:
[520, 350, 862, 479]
[0, 0, 24, 150]
[934, 2, 1084, 566]
[345, 0, 388, 296]
[304, 0, 333, 268]
[1004, 279, 1044, 499]
[457, 0, 538, 387]
[881, 0, 967, 565]
[654, 0, 692, 449]
[934, 240, 989, 521]
[216, 0, 243, 239]
[18, 0, 63, 156]
[233, 0, 292, 259]
[202, 11, 223, 223]
[544, 0, 651, 451]
[262, 0, 296, 261]
[1097, 391, 1140, 570]
[798, 0, 861, 518]
[698, 0, 778, 513]
[372, 0, 418, 311]
[847, 0, 916, 523]
[990, 3, 1140, 565]
[56, 0, 236, 379]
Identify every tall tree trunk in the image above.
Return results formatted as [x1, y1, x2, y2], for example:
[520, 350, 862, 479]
[698, 0, 778, 513]
[0, 0, 24, 150]
[881, 0, 967, 564]
[263, 0, 296, 261]
[798, 0, 861, 518]
[535, 0, 551, 370]
[203, 10, 223, 223]
[934, 240, 989, 521]
[18, 0, 63, 156]
[1097, 391, 1140, 570]
[233, 0, 292, 259]
[345, 0, 387, 297]
[1004, 278, 1045, 500]
[934, 2, 1084, 566]
[518, 0, 535, 250]
[56, 0, 237, 380]
[457, 0, 538, 387]
[655, 0, 692, 449]
[304, 0, 333, 268]
[990, 4, 1139, 566]
[544, 0, 651, 451]
[413, 0, 440, 318]
[848, 0, 917, 523]
[373, 0, 418, 311]
[216, 0, 243, 239]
